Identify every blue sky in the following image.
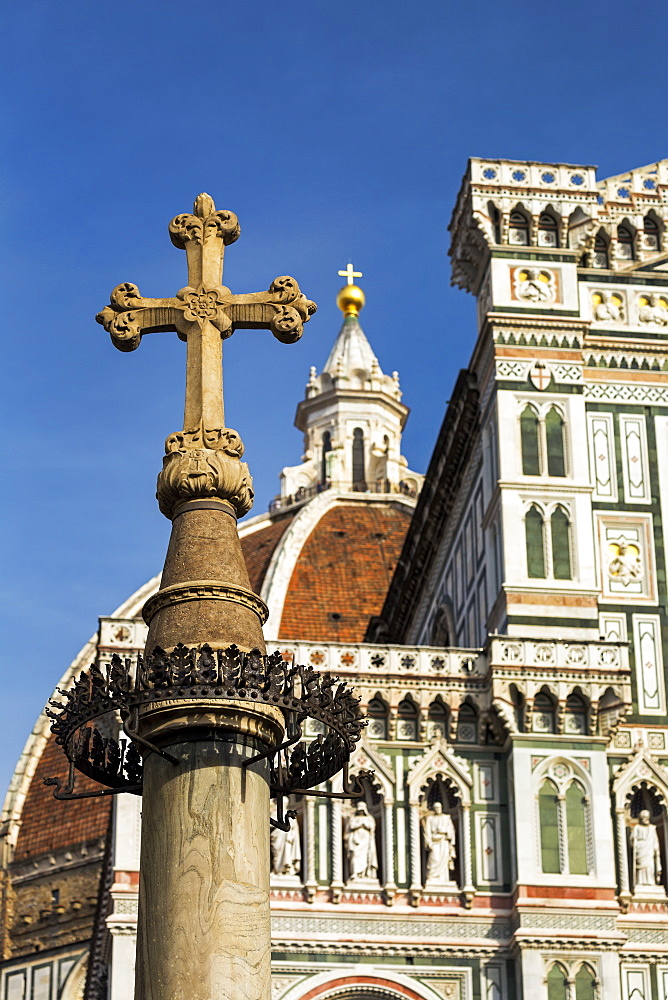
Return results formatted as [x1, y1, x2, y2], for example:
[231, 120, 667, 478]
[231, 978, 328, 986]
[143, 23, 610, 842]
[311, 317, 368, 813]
[2, 0, 667, 793]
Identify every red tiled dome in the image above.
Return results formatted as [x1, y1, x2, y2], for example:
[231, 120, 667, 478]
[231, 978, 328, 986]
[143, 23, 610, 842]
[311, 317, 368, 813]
[279, 502, 412, 642]
[240, 510, 296, 594]
[14, 737, 111, 862]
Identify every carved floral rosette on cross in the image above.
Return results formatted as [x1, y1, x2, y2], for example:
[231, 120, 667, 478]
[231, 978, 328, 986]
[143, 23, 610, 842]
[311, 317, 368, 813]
[45, 644, 368, 808]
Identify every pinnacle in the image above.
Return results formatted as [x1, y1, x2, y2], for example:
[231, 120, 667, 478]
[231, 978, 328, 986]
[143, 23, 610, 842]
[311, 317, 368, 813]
[323, 313, 382, 379]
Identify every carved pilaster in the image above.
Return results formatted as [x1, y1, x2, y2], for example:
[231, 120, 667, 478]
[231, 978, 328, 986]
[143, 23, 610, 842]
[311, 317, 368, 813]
[500, 211, 510, 245]
[460, 803, 475, 908]
[383, 802, 396, 905]
[616, 807, 631, 911]
[409, 803, 422, 907]
[304, 798, 317, 904]
[530, 214, 539, 246]
[331, 800, 343, 903]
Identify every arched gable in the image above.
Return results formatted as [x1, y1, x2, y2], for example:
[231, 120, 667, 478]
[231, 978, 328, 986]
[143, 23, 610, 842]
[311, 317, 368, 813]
[349, 741, 395, 801]
[613, 747, 668, 807]
[406, 739, 472, 807]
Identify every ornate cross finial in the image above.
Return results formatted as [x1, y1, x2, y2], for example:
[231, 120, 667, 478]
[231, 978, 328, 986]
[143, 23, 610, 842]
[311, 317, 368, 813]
[338, 262, 362, 286]
[96, 194, 317, 519]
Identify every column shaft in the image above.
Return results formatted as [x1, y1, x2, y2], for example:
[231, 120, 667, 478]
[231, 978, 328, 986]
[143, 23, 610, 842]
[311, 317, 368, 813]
[461, 804, 475, 894]
[135, 723, 279, 1000]
[409, 804, 422, 892]
[616, 808, 630, 894]
[383, 802, 396, 891]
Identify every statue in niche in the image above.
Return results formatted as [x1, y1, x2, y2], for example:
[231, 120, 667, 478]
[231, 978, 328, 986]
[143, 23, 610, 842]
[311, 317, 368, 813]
[344, 801, 378, 883]
[270, 808, 302, 878]
[631, 810, 663, 891]
[423, 801, 457, 886]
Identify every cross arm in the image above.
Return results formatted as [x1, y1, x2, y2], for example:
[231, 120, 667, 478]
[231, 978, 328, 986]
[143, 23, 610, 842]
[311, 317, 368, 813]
[226, 276, 317, 343]
[95, 283, 186, 352]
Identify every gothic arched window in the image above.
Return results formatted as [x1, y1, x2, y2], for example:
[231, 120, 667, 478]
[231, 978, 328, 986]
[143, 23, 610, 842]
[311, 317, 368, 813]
[352, 427, 366, 489]
[565, 781, 588, 875]
[508, 209, 530, 246]
[538, 211, 559, 247]
[533, 691, 556, 734]
[489, 201, 502, 244]
[644, 215, 661, 251]
[574, 964, 596, 1000]
[525, 505, 546, 579]
[545, 406, 566, 477]
[617, 223, 635, 260]
[520, 406, 541, 475]
[321, 430, 331, 484]
[594, 233, 609, 268]
[427, 700, 448, 740]
[539, 771, 591, 875]
[396, 698, 418, 741]
[367, 697, 389, 740]
[546, 963, 569, 1000]
[456, 701, 477, 743]
[539, 779, 561, 873]
[564, 692, 588, 736]
[550, 507, 572, 580]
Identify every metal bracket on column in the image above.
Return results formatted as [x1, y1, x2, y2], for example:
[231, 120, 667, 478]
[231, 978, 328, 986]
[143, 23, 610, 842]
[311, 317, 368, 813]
[122, 711, 180, 766]
[45, 644, 366, 809]
[270, 794, 298, 832]
[242, 716, 303, 769]
[44, 759, 142, 801]
[271, 762, 373, 800]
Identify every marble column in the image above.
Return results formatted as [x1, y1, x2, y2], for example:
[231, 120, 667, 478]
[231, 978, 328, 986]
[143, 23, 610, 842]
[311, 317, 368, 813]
[557, 794, 568, 874]
[135, 700, 284, 1000]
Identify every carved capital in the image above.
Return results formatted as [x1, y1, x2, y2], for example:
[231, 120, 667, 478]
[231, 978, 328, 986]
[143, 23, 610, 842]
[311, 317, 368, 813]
[156, 425, 253, 518]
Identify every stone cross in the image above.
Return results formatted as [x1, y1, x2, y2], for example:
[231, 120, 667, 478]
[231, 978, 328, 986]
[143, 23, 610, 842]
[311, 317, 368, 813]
[97, 194, 316, 432]
[338, 262, 362, 285]
[96, 195, 317, 520]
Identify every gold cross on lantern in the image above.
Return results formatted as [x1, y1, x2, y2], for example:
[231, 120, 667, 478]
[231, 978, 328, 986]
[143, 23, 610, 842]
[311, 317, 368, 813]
[338, 262, 362, 286]
[96, 194, 317, 434]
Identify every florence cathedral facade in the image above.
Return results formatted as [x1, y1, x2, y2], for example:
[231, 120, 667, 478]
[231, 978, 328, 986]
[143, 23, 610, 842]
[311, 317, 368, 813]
[2, 157, 668, 1000]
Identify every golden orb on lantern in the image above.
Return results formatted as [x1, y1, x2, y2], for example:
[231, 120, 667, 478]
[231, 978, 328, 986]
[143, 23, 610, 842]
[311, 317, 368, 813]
[336, 283, 365, 317]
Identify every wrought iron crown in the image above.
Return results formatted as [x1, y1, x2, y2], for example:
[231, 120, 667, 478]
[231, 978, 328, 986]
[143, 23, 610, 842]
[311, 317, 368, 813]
[45, 643, 368, 810]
